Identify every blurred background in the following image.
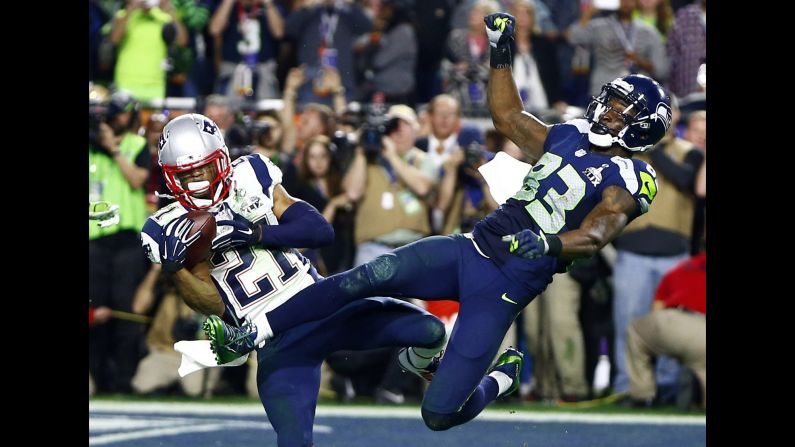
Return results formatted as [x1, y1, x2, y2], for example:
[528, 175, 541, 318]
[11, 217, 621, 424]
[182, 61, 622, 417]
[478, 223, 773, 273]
[89, 0, 706, 444]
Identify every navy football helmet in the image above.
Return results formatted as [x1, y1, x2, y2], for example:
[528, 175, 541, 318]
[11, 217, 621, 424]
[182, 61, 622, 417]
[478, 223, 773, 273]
[585, 74, 672, 152]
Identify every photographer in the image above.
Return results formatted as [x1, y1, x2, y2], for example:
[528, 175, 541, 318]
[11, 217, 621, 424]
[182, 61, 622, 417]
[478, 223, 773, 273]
[249, 110, 285, 164]
[326, 104, 439, 404]
[435, 127, 498, 235]
[89, 89, 150, 394]
[354, 104, 437, 265]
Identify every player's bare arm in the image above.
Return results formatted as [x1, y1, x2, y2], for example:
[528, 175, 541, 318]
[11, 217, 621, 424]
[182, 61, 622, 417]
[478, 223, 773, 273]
[556, 185, 637, 260]
[487, 68, 549, 163]
[502, 185, 638, 262]
[485, 12, 550, 163]
[173, 260, 225, 316]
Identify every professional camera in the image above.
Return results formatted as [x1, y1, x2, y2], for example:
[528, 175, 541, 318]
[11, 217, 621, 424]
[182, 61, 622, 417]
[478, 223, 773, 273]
[457, 127, 492, 168]
[249, 120, 272, 147]
[225, 117, 256, 160]
[88, 83, 110, 150]
[359, 104, 387, 155]
[88, 103, 108, 150]
[358, 103, 400, 156]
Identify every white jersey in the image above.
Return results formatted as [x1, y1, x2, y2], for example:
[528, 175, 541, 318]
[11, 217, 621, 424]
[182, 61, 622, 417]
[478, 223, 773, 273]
[141, 154, 318, 324]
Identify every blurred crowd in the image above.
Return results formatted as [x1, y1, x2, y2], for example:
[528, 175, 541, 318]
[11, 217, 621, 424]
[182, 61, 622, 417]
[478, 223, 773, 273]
[89, 0, 706, 410]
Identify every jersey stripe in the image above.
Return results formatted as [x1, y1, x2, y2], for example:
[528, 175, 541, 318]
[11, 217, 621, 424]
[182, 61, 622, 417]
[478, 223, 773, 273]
[610, 156, 639, 194]
[247, 155, 273, 197]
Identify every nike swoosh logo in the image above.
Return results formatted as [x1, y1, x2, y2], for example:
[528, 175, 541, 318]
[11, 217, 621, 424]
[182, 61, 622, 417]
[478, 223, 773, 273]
[240, 228, 253, 235]
[501, 293, 518, 305]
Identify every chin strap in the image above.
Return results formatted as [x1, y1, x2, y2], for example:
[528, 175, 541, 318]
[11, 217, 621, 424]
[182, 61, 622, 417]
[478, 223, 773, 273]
[155, 191, 176, 200]
[588, 130, 616, 148]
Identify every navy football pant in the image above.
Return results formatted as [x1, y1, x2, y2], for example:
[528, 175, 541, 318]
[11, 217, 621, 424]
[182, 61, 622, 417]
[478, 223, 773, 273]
[267, 234, 546, 430]
[257, 297, 446, 447]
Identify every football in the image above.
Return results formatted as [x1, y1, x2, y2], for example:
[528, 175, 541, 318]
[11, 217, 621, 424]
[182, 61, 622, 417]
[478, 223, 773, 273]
[183, 210, 217, 269]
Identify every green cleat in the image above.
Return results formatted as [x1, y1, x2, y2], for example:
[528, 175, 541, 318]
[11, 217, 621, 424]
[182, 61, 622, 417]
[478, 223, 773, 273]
[490, 347, 524, 397]
[203, 315, 258, 365]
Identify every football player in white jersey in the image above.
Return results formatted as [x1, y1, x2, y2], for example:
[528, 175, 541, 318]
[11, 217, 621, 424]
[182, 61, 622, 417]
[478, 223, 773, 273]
[141, 114, 447, 447]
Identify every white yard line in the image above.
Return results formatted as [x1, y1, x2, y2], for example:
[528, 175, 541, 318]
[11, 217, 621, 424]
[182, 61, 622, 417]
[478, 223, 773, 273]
[90, 401, 705, 426]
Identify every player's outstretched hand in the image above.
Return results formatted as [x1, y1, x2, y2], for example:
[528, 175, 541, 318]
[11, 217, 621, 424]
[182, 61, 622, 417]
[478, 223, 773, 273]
[484, 13, 516, 48]
[501, 228, 549, 260]
[213, 211, 262, 252]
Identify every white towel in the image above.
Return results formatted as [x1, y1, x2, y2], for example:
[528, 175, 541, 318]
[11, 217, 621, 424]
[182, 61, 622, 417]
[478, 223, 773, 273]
[477, 151, 532, 205]
[174, 340, 250, 377]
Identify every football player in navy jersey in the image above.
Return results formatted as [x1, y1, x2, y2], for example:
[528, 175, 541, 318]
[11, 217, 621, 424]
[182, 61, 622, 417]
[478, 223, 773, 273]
[141, 113, 447, 447]
[208, 12, 672, 432]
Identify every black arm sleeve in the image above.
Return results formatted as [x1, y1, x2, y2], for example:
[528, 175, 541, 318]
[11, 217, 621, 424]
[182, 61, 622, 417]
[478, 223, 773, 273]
[135, 144, 152, 169]
[649, 146, 704, 193]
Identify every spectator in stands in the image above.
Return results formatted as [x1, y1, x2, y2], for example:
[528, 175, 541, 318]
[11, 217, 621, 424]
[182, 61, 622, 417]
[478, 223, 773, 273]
[167, 0, 212, 98]
[209, 0, 286, 100]
[436, 127, 497, 236]
[90, 0, 112, 83]
[683, 110, 705, 254]
[665, 0, 706, 98]
[352, 104, 437, 262]
[610, 96, 703, 400]
[624, 250, 706, 409]
[415, 94, 462, 170]
[89, 90, 151, 393]
[683, 110, 705, 152]
[201, 94, 236, 137]
[288, 135, 360, 275]
[357, 0, 417, 105]
[539, 0, 583, 106]
[131, 264, 222, 397]
[143, 112, 172, 213]
[280, 65, 343, 158]
[284, 0, 372, 104]
[566, 0, 668, 97]
[508, 0, 561, 112]
[413, 0, 456, 103]
[249, 110, 286, 165]
[522, 269, 589, 402]
[442, 0, 498, 111]
[633, 0, 674, 41]
[111, 0, 188, 102]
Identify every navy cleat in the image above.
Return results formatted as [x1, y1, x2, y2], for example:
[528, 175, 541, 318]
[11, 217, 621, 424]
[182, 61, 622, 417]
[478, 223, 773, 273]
[203, 315, 257, 365]
[398, 347, 442, 382]
[489, 347, 524, 397]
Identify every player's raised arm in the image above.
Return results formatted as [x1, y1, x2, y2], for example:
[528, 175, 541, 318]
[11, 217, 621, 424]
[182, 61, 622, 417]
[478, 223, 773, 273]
[484, 12, 550, 163]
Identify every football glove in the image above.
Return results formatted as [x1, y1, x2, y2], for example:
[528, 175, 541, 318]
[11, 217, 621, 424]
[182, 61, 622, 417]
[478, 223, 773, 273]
[161, 216, 201, 273]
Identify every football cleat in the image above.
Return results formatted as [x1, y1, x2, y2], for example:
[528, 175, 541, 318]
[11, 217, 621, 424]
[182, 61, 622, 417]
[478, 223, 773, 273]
[203, 315, 257, 365]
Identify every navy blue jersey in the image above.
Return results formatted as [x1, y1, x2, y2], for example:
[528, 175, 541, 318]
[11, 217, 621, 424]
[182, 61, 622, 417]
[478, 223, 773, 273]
[473, 119, 658, 286]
